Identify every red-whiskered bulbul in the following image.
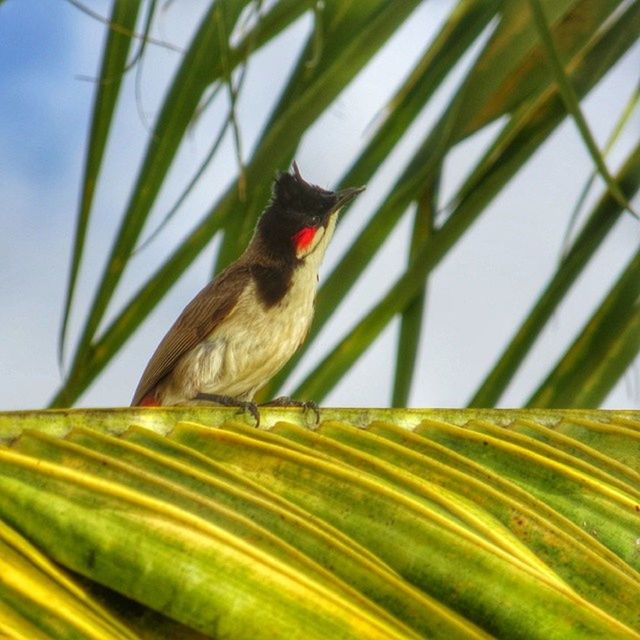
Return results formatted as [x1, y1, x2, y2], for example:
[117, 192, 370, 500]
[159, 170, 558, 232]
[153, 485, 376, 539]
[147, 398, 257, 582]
[131, 163, 364, 423]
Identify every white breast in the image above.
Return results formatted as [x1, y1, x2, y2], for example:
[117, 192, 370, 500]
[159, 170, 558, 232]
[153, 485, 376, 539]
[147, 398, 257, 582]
[206, 264, 318, 399]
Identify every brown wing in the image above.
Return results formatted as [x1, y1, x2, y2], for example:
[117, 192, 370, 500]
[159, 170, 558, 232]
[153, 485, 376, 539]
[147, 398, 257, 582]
[131, 263, 251, 406]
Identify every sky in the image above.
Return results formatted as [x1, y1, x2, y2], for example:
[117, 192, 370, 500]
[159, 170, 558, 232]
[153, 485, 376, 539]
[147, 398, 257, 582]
[1, 1, 639, 411]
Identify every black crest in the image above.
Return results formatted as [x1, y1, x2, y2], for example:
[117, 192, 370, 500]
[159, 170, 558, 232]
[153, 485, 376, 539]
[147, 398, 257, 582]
[257, 163, 338, 258]
[272, 162, 338, 213]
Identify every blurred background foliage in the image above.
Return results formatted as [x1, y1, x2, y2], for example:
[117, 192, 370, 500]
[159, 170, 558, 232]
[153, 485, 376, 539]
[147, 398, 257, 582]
[51, 0, 640, 409]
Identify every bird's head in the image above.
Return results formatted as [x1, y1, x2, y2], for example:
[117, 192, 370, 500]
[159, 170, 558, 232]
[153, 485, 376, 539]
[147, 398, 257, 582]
[257, 162, 364, 261]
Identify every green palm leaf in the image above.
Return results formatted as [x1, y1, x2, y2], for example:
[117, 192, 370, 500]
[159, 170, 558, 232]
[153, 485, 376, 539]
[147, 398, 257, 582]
[58, 0, 141, 369]
[0, 408, 639, 638]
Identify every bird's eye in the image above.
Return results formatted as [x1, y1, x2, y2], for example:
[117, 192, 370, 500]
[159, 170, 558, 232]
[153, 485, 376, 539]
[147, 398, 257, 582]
[310, 215, 321, 226]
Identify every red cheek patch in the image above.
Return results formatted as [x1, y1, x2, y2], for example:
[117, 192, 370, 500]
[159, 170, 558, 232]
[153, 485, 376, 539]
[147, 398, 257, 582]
[293, 226, 317, 251]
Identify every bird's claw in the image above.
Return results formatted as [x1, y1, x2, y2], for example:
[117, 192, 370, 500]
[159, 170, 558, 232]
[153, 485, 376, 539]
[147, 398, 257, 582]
[261, 396, 320, 426]
[195, 393, 260, 427]
[239, 400, 260, 427]
[194, 393, 319, 428]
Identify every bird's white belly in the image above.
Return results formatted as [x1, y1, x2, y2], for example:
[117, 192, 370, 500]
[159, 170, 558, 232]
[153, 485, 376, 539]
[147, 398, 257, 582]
[164, 267, 317, 404]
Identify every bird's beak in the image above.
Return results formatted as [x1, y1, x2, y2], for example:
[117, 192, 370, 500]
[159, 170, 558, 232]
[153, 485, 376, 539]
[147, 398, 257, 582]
[323, 185, 365, 227]
[326, 185, 366, 221]
[335, 185, 366, 209]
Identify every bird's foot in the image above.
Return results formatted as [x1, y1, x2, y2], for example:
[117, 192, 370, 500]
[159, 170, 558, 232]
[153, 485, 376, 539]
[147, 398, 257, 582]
[195, 393, 260, 427]
[260, 396, 320, 425]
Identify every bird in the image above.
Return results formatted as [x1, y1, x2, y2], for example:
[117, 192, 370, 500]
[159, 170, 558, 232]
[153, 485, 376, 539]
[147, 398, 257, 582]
[131, 163, 364, 424]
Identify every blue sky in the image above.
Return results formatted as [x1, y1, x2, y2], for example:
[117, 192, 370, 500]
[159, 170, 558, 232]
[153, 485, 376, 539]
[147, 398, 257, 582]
[1, 1, 639, 410]
[1, 2, 85, 183]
